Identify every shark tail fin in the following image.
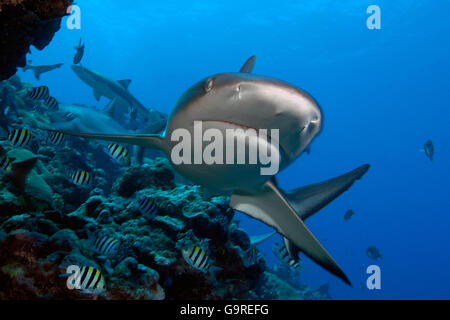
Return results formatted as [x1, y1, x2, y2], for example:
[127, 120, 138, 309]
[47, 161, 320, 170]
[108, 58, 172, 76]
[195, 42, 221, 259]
[286, 164, 370, 221]
[43, 129, 165, 151]
[239, 56, 257, 73]
[8, 157, 39, 190]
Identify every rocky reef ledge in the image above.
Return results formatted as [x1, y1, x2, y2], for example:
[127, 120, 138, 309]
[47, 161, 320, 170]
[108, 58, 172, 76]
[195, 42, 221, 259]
[0, 0, 73, 81]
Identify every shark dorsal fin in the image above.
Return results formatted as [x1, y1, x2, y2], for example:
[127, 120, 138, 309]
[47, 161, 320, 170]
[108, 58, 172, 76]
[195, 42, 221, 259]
[240, 56, 257, 73]
[118, 79, 132, 89]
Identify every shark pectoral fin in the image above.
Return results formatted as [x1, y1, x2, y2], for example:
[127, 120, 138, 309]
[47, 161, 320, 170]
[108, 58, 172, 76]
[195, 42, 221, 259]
[118, 79, 132, 89]
[230, 180, 351, 285]
[43, 129, 164, 150]
[286, 164, 370, 221]
[93, 89, 102, 101]
[239, 56, 257, 73]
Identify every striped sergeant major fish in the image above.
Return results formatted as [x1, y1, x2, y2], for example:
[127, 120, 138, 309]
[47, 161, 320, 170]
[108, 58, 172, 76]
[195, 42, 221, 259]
[44, 96, 59, 111]
[8, 128, 32, 147]
[26, 86, 50, 101]
[137, 196, 158, 220]
[47, 131, 65, 145]
[0, 155, 13, 172]
[273, 242, 302, 270]
[93, 236, 120, 258]
[63, 265, 106, 296]
[181, 246, 212, 273]
[106, 143, 130, 165]
[70, 169, 92, 186]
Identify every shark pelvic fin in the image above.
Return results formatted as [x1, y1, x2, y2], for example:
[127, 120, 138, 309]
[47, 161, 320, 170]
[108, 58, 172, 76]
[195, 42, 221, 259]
[93, 89, 102, 101]
[118, 79, 132, 89]
[103, 97, 118, 118]
[33, 69, 42, 81]
[240, 56, 257, 73]
[230, 179, 352, 285]
[43, 129, 164, 151]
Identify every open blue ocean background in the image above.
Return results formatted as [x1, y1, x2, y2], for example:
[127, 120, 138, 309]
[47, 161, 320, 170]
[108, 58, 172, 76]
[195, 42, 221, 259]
[19, 0, 450, 299]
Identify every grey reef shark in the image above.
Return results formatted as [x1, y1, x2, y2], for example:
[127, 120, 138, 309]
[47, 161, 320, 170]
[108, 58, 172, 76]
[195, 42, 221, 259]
[47, 56, 370, 285]
[49, 103, 131, 135]
[22, 61, 64, 80]
[70, 64, 166, 131]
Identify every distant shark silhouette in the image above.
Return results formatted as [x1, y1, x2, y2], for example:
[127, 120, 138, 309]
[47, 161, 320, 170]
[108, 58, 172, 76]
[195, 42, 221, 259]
[46, 57, 370, 285]
[22, 61, 64, 80]
[49, 102, 165, 163]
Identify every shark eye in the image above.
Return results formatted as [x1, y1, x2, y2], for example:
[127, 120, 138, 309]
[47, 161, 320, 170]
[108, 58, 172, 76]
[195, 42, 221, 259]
[204, 78, 215, 93]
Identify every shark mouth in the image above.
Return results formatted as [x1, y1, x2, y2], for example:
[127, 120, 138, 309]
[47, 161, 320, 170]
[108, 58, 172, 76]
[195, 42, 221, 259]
[200, 119, 290, 159]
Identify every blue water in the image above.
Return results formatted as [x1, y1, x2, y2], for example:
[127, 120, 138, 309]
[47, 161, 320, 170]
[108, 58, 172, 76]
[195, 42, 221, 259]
[20, 0, 450, 299]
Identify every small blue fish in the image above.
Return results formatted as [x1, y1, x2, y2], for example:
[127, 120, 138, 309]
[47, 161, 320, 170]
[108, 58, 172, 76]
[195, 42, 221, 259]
[366, 246, 383, 260]
[3, 106, 10, 117]
[424, 140, 434, 161]
[73, 38, 85, 65]
[344, 209, 355, 221]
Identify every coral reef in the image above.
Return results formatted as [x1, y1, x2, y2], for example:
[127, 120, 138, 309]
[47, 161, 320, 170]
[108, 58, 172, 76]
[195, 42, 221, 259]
[0, 0, 73, 80]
